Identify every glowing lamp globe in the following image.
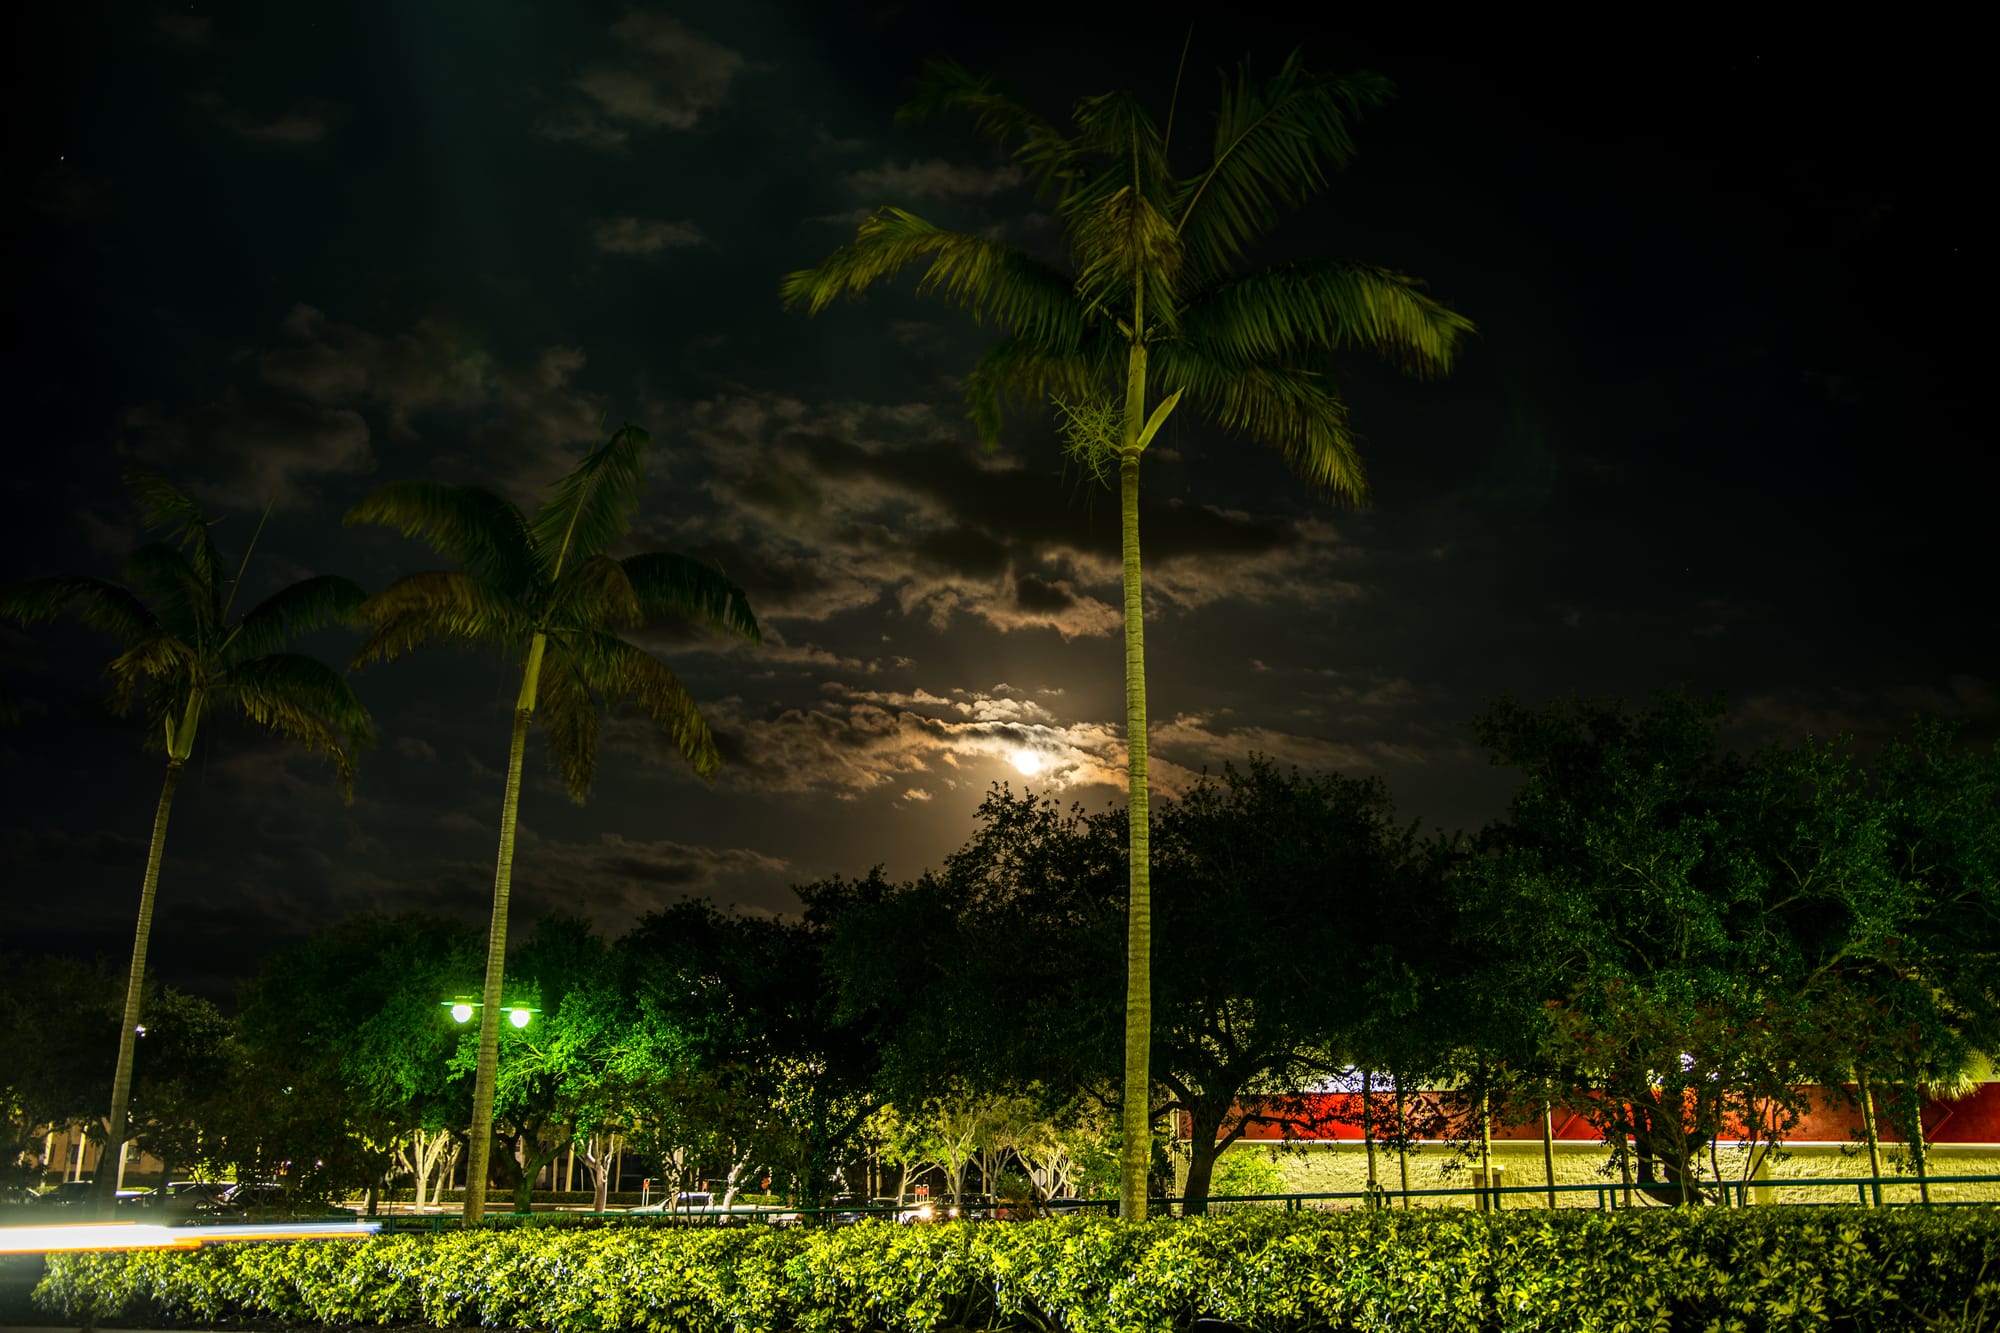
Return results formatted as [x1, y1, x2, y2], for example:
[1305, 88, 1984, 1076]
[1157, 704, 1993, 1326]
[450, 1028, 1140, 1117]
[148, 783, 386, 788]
[508, 1007, 532, 1029]
[450, 1003, 474, 1024]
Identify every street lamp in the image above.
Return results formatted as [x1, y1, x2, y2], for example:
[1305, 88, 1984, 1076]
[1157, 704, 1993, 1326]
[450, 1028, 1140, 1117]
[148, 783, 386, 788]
[441, 999, 539, 1028]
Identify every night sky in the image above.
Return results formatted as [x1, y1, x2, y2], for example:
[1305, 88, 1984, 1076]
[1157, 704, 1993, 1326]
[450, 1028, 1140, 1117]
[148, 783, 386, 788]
[4, 6, 1991, 999]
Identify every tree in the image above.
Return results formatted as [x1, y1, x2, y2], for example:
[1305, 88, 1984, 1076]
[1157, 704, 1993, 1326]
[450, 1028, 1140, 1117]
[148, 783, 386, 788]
[344, 424, 760, 1221]
[1460, 693, 1897, 1205]
[620, 899, 884, 1210]
[229, 915, 480, 1210]
[1, 472, 371, 1203]
[1149, 760, 1438, 1210]
[0, 955, 228, 1191]
[784, 51, 1472, 1217]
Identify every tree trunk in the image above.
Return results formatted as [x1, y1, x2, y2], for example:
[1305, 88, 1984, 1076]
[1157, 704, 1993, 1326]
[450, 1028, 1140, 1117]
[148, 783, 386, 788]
[1116, 297, 1154, 1223]
[1541, 1100, 1557, 1209]
[1362, 1071, 1379, 1205]
[1857, 1072, 1883, 1207]
[1394, 1076, 1411, 1209]
[1179, 1104, 1227, 1216]
[100, 758, 185, 1211]
[463, 634, 546, 1224]
[1908, 1083, 1931, 1204]
[513, 1130, 569, 1215]
[1479, 1090, 1495, 1211]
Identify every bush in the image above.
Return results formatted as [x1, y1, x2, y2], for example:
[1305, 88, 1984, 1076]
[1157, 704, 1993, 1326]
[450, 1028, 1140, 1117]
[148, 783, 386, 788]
[36, 1208, 2000, 1331]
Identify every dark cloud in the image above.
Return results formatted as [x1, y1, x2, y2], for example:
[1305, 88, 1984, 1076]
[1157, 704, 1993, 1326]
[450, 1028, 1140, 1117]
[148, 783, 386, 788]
[540, 12, 748, 148]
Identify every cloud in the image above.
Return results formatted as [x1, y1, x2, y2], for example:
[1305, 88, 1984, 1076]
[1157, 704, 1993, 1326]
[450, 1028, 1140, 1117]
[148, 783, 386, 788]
[259, 305, 491, 437]
[1730, 675, 2000, 750]
[195, 93, 341, 145]
[592, 216, 706, 255]
[1152, 711, 1433, 777]
[155, 13, 212, 46]
[657, 394, 1372, 641]
[541, 12, 747, 148]
[118, 392, 374, 511]
[847, 159, 1025, 199]
[504, 832, 789, 924]
[703, 689, 1135, 799]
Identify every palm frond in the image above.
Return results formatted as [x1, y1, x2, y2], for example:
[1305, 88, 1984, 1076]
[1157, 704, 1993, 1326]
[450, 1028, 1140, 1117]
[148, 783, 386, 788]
[566, 631, 722, 780]
[536, 654, 600, 802]
[1180, 260, 1474, 377]
[122, 543, 215, 641]
[1151, 342, 1368, 500]
[122, 470, 225, 601]
[344, 482, 539, 595]
[1173, 55, 1393, 282]
[224, 652, 375, 801]
[781, 209, 1085, 352]
[105, 634, 200, 715]
[897, 57, 1076, 196]
[962, 335, 1103, 445]
[618, 553, 760, 644]
[0, 575, 160, 644]
[351, 571, 531, 668]
[1069, 184, 1183, 329]
[530, 424, 650, 577]
[227, 575, 369, 665]
[551, 555, 643, 632]
[1068, 89, 1173, 198]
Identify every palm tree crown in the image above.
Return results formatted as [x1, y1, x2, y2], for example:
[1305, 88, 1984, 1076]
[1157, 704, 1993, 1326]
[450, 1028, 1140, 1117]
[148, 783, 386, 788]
[784, 50, 1473, 491]
[1, 471, 372, 788]
[345, 425, 760, 794]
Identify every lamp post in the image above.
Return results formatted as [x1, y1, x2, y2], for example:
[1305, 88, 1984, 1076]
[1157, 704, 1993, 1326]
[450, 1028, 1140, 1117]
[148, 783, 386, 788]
[440, 999, 539, 1218]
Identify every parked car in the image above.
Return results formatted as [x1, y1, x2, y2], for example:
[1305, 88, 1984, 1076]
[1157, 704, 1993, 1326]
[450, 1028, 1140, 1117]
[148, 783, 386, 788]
[31, 1182, 101, 1208]
[629, 1190, 756, 1225]
[118, 1180, 233, 1219]
[827, 1194, 884, 1226]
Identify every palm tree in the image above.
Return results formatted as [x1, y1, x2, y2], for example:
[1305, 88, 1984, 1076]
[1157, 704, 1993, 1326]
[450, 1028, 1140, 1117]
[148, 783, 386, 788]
[0, 471, 372, 1205]
[344, 423, 760, 1222]
[784, 49, 1473, 1218]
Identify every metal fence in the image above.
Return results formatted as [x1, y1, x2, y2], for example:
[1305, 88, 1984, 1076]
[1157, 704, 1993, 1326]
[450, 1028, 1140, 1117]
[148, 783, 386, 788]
[343, 1173, 2000, 1232]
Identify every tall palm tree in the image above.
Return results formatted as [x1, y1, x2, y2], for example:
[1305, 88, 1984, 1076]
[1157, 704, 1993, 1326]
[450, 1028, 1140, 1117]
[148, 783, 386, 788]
[0, 471, 371, 1204]
[784, 49, 1473, 1218]
[345, 423, 759, 1222]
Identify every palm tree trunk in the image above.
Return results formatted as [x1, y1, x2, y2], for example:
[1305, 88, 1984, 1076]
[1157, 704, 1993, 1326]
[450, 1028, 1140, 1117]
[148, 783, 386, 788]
[1116, 312, 1153, 1223]
[463, 633, 547, 1224]
[99, 758, 184, 1210]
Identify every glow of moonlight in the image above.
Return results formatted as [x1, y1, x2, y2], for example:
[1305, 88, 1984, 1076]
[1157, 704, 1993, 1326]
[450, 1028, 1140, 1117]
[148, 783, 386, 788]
[1010, 749, 1044, 777]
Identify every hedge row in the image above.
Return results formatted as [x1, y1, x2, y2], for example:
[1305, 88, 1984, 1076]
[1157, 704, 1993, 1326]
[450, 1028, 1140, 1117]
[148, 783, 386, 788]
[38, 1208, 2000, 1332]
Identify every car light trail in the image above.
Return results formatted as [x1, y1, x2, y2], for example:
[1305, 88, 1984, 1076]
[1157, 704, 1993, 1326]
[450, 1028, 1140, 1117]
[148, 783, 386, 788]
[0, 1220, 381, 1254]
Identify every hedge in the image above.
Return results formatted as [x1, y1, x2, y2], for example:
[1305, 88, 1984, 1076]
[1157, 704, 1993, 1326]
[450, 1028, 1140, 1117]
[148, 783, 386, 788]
[36, 1208, 2000, 1332]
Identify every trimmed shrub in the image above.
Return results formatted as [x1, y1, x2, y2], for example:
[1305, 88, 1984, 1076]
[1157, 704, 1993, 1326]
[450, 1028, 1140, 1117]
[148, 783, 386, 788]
[36, 1208, 2000, 1331]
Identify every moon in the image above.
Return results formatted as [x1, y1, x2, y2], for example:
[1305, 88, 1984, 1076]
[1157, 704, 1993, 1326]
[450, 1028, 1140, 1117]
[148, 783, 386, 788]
[1009, 748, 1043, 776]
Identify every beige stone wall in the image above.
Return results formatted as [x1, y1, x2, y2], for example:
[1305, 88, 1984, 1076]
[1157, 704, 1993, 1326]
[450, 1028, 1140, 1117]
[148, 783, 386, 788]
[1177, 1140, 2000, 1209]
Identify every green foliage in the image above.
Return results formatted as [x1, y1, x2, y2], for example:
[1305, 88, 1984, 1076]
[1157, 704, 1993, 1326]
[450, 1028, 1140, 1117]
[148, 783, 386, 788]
[39, 1209, 2000, 1332]
[1209, 1146, 1285, 1197]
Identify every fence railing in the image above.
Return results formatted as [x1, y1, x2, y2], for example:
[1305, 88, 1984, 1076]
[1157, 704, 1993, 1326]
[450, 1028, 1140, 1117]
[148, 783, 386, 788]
[341, 1173, 2000, 1231]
